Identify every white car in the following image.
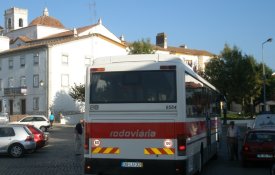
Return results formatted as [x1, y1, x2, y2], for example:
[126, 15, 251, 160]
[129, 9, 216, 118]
[0, 112, 9, 124]
[10, 115, 50, 132]
[252, 113, 275, 129]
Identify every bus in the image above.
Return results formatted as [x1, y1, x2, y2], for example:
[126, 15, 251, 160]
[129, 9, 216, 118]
[84, 54, 222, 175]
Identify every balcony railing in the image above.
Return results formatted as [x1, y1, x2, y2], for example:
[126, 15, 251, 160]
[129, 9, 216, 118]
[4, 87, 27, 96]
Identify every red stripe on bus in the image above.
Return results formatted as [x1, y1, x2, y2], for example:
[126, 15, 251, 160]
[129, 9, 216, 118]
[86, 119, 219, 139]
[147, 148, 156, 155]
[110, 147, 119, 154]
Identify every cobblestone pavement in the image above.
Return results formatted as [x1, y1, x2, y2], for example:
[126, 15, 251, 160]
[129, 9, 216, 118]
[0, 124, 83, 175]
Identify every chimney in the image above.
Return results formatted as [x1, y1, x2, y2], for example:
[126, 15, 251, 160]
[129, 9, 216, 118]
[156, 33, 167, 49]
[120, 34, 126, 44]
[179, 44, 187, 49]
[73, 28, 78, 37]
[0, 36, 10, 52]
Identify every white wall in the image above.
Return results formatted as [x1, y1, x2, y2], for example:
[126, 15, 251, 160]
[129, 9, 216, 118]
[6, 25, 68, 41]
[48, 35, 127, 114]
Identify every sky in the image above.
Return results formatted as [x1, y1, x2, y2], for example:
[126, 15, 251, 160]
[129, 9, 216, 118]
[1, 0, 275, 71]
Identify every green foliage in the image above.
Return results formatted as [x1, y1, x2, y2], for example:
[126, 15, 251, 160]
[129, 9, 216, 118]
[129, 38, 155, 54]
[204, 44, 264, 113]
[69, 83, 85, 102]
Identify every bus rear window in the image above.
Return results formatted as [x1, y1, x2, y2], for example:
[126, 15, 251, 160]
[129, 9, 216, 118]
[90, 70, 176, 103]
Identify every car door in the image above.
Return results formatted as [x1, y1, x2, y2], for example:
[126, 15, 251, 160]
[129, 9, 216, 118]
[33, 117, 46, 129]
[0, 127, 14, 153]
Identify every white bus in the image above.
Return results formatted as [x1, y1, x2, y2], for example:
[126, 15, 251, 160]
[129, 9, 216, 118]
[84, 54, 222, 175]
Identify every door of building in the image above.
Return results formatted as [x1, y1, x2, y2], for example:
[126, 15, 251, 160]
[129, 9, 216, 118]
[21, 99, 26, 114]
[9, 100, 13, 115]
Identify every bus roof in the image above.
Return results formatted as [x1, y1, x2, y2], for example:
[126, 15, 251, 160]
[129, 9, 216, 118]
[92, 54, 218, 92]
[92, 54, 183, 65]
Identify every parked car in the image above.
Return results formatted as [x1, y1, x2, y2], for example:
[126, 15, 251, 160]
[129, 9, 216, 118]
[26, 125, 48, 149]
[0, 124, 36, 158]
[242, 129, 275, 166]
[0, 112, 9, 124]
[10, 115, 50, 132]
[252, 113, 275, 129]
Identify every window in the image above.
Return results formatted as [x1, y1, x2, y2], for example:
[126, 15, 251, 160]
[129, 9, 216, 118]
[35, 117, 46, 121]
[20, 56, 25, 67]
[33, 74, 39, 88]
[0, 79, 2, 91]
[33, 98, 39, 110]
[185, 60, 192, 67]
[185, 73, 219, 118]
[33, 53, 39, 65]
[0, 127, 15, 137]
[62, 54, 68, 64]
[0, 100, 2, 112]
[21, 117, 34, 122]
[85, 56, 91, 65]
[90, 70, 177, 103]
[20, 76, 26, 87]
[61, 74, 69, 87]
[9, 58, 13, 69]
[8, 18, 12, 29]
[8, 77, 14, 87]
[19, 18, 23, 27]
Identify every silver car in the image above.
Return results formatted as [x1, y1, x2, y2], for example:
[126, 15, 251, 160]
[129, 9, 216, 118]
[0, 124, 36, 158]
[0, 112, 9, 124]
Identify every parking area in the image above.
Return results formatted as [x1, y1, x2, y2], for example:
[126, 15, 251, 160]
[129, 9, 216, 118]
[0, 124, 83, 175]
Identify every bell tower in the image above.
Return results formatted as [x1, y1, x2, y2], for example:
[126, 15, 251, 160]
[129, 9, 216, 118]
[4, 7, 28, 32]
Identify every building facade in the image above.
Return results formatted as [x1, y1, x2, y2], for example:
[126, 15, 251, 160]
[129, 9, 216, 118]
[0, 7, 215, 118]
[0, 7, 127, 117]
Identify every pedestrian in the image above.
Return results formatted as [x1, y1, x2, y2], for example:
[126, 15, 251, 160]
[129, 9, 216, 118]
[75, 119, 84, 155]
[49, 112, 55, 129]
[227, 121, 240, 160]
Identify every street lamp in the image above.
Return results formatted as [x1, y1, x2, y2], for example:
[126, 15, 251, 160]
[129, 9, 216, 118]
[262, 38, 272, 112]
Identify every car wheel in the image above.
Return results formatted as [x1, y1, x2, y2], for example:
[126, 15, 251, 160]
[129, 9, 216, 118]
[40, 126, 46, 132]
[8, 144, 24, 158]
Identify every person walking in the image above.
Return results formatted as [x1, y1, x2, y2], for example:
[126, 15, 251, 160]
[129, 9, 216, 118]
[75, 119, 84, 155]
[227, 121, 240, 160]
[49, 112, 55, 129]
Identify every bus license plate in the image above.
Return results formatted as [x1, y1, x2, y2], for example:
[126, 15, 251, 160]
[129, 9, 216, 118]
[121, 162, 143, 168]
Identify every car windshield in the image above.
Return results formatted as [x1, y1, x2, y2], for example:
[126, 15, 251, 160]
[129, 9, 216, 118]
[247, 132, 275, 142]
[0, 113, 8, 117]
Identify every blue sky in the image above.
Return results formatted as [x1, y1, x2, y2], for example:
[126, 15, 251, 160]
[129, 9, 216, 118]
[1, 0, 275, 71]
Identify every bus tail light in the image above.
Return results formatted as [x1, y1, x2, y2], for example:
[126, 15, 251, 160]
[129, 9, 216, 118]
[84, 122, 89, 154]
[177, 135, 186, 156]
[243, 144, 250, 152]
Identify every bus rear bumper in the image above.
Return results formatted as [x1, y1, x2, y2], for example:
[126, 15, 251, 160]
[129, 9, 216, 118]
[84, 158, 187, 175]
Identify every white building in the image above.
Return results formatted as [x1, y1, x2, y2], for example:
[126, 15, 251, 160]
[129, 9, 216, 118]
[0, 7, 215, 119]
[0, 7, 127, 117]
[154, 32, 215, 72]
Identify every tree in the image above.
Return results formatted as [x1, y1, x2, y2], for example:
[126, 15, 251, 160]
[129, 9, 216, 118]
[69, 83, 85, 102]
[129, 38, 155, 54]
[204, 44, 262, 114]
